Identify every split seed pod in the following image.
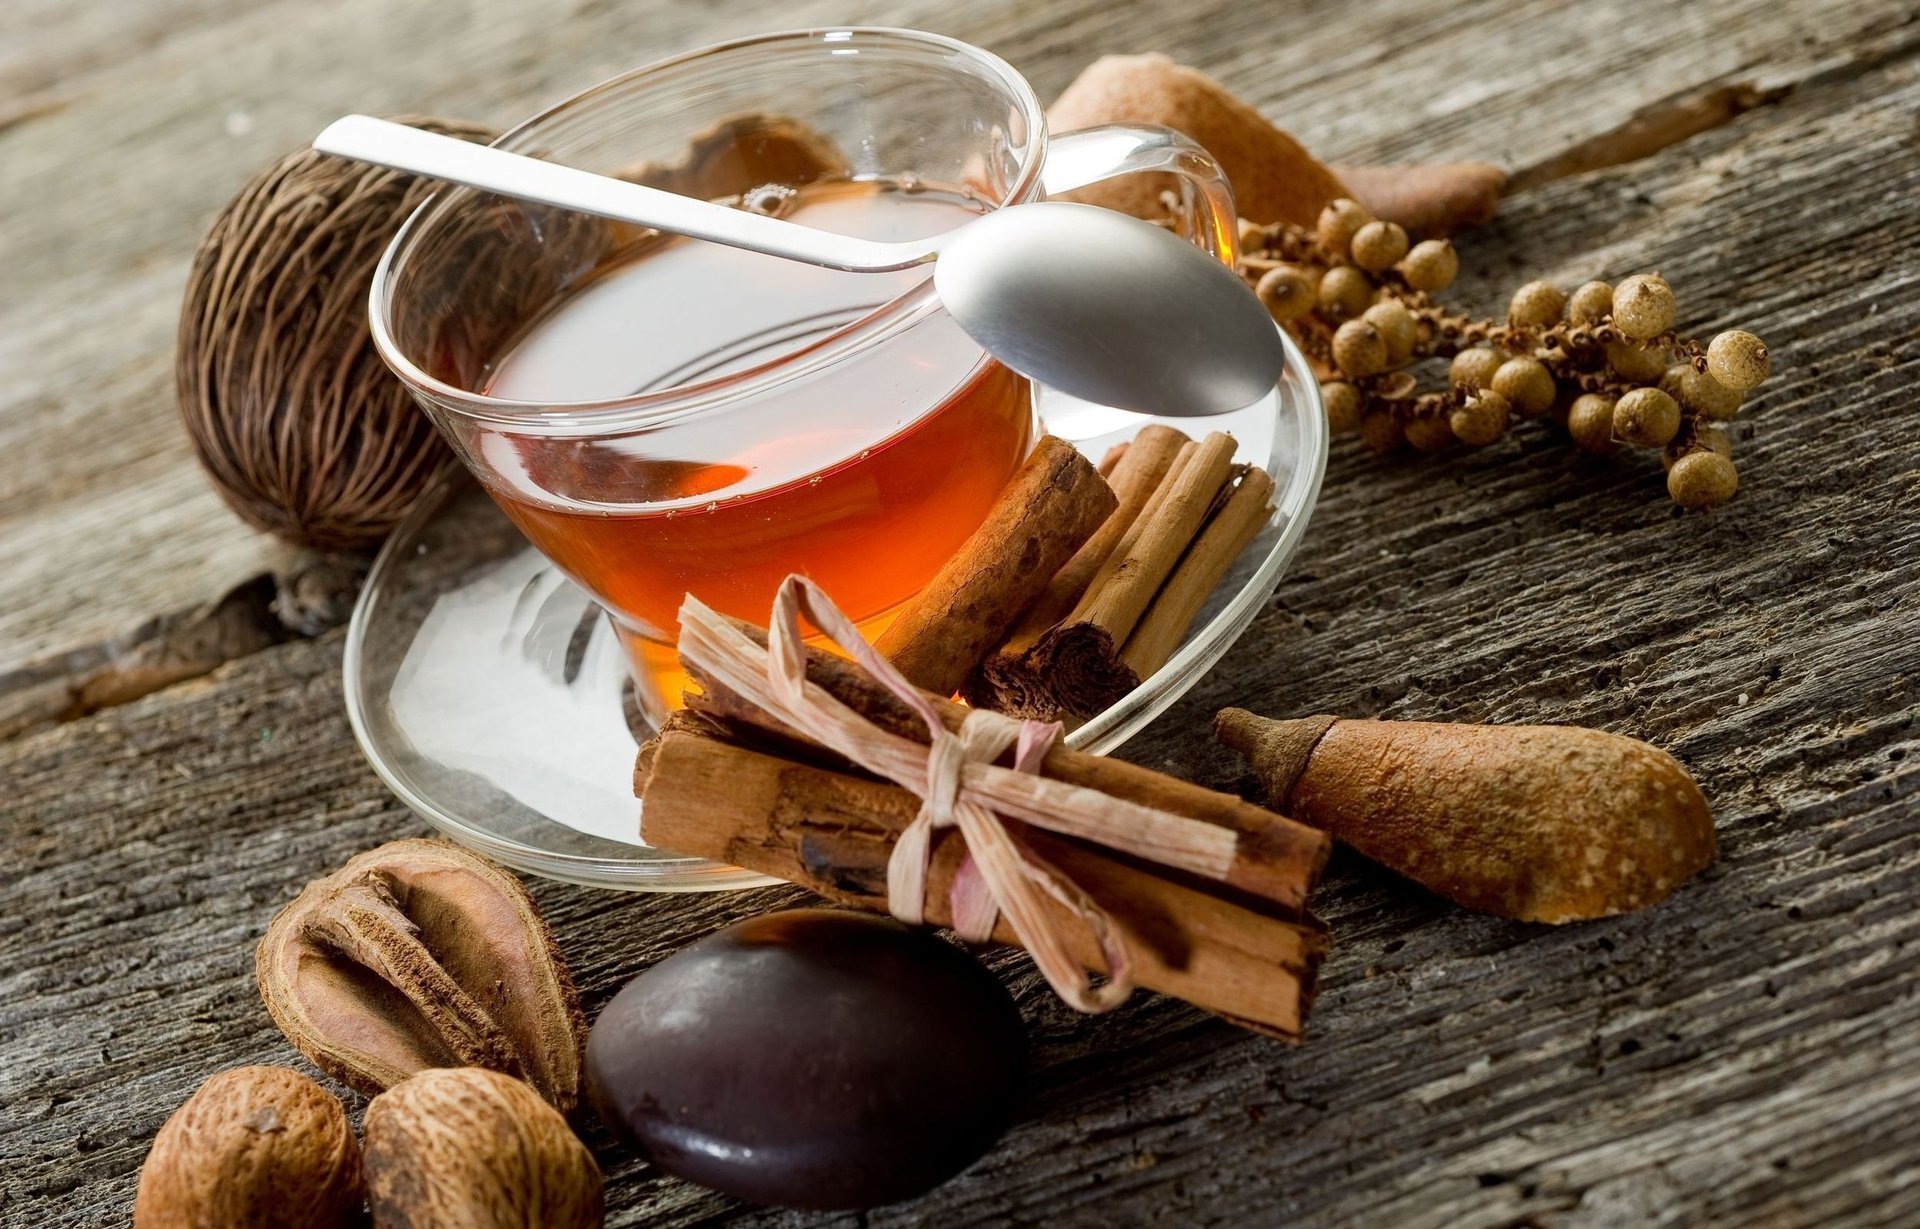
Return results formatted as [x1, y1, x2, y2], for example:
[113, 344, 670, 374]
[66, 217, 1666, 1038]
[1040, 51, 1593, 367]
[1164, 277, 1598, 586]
[135, 1066, 362, 1229]
[364, 1067, 603, 1229]
[258, 839, 585, 1112]
[1215, 710, 1716, 922]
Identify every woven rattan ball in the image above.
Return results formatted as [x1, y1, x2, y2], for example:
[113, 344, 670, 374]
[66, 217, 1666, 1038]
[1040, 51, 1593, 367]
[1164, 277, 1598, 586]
[176, 117, 495, 550]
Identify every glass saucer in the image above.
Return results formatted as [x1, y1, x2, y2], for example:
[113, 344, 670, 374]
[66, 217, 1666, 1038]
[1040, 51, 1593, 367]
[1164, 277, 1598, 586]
[343, 328, 1326, 891]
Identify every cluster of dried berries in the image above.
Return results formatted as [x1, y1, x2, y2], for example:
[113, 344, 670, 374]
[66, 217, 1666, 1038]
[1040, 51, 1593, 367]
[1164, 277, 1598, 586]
[1238, 199, 1771, 509]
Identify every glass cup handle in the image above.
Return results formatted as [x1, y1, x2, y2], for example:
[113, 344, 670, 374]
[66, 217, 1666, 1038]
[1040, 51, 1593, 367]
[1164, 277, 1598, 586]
[1041, 125, 1240, 266]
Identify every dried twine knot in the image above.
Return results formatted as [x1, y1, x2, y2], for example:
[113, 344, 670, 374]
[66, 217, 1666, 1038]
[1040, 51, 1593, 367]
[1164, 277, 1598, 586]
[680, 575, 1150, 1013]
[765, 579, 1133, 1012]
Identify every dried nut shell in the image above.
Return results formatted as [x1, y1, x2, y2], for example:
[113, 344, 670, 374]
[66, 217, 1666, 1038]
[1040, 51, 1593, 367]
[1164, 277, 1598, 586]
[1668, 449, 1740, 509]
[135, 1066, 362, 1229]
[1489, 357, 1556, 418]
[364, 1068, 603, 1229]
[177, 118, 495, 551]
[1605, 340, 1669, 384]
[1449, 391, 1510, 446]
[1397, 239, 1458, 293]
[1332, 319, 1390, 377]
[1706, 329, 1771, 391]
[1449, 347, 1504, 392]
[1507, 281, 1566, 328]
[1254, 263, 1318, 323]
[1567, 393, 1620, 455]
[1317, 265, 1376, 321]
[1320, 381, 1365, 433]
[1349, 220, 1409, 273]
[1612, 387, 1682, 448]
[1611, 273, 1676, 340]
[1362, 301, 1418, 366]
[258, 839, 584, 1113]
[1564, 280, 1613, 326]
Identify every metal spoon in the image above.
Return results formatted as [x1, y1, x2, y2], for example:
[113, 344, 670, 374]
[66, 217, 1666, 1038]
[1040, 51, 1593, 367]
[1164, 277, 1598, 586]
[316, 115, 1282, 417]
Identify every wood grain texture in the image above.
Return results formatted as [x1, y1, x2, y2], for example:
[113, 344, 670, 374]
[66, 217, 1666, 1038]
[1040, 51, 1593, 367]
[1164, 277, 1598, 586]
[4, 0, 1919, 1225]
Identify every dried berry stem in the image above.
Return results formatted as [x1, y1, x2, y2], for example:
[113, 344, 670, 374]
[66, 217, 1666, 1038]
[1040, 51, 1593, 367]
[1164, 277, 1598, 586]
[1237, 200, 1770, 509]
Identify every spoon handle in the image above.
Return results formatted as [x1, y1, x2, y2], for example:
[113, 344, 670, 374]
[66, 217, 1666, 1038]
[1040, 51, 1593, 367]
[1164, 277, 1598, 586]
[313, 115, 931, 273]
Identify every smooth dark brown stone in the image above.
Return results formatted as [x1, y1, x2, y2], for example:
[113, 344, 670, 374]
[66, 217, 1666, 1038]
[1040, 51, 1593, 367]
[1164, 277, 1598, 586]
[586, 909, 1024, 1210]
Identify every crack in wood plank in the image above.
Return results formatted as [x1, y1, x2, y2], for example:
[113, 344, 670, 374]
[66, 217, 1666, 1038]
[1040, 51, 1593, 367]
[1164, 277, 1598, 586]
[0, 560, 364, 741]
[1510, 14, 1920, 192]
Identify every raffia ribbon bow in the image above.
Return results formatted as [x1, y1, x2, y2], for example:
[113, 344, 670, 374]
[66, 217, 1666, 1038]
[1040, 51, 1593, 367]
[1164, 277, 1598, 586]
[676, 575, 1244, 1013]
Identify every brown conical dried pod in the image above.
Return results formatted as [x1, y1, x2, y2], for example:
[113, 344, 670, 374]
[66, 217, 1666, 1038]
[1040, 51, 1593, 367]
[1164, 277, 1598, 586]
[257, 839, 585, 1113]
[1215, 710, 1715, 922]
[177, 118, 498, 550]
[135, 1066, 362, 1229]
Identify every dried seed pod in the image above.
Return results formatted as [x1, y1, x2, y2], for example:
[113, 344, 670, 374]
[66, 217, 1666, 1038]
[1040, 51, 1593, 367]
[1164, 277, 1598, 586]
[1215, 710, 1716, 922]
[1320, 380, 1365, 433]
[364, 1068, 603, 1229]
[1706, 329, 1771, 391]
[1255, 263, 1319, 323]
[1566, 393, 1619, 455]
[1564, 280, 1613, 326]
[1449, 347, 1504, 391]
[1362, 301, 1419, 367]
[1349, 220, 1410, 273]
[135, 1067, 362, 1229]
[1612, 387, 1682, 448]
[1332, 319, 1391, 377]
[1490, 357, 1557, 418]
[177, 118, 497, 550]
[1316, 197, 1373, 256]
[1317, 265, 1375, 321]
[1612, 273, 1676, 340]
[258, 839, 586, 1113]
[1668, 449, 1740, 509]
[1397, 239, 1458, 292]
[1605, 340, 1669, 384]
[1508, 280, 1566, 328]
[1449, 390, 1510, 446]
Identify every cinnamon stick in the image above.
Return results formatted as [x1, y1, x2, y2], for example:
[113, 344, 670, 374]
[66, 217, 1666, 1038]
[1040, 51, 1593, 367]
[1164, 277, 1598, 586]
[640, 727, 1326, 1039]
[873, 435, 1116, 697]
[1021, 432, 1238, 718]
[673, 615, 1331, 915]
[1121, 465, 1275, 678]
[982, 426, 1189, 667]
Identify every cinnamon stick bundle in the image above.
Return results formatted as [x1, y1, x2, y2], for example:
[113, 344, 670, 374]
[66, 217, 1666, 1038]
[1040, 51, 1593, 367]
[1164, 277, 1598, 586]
[640, 728, 1326, 1038]
[966, 430, 1275, 720]
[665, 616, 1331, 914]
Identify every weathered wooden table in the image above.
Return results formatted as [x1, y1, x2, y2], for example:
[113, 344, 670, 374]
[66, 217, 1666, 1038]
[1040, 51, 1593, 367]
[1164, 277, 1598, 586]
[6, 0, 1918, 1224]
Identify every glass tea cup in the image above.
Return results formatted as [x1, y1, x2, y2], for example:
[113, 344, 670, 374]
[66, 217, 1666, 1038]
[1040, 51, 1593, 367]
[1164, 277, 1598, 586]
[369, 27, 1241, 710]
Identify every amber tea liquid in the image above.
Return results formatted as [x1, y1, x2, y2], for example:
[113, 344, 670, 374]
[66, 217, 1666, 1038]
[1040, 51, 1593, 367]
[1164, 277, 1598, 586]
[478, 179, 1034, 685]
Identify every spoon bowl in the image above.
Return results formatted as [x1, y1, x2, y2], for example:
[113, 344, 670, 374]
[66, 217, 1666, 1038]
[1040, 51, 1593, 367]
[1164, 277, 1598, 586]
[315, 115, 1282, 416]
